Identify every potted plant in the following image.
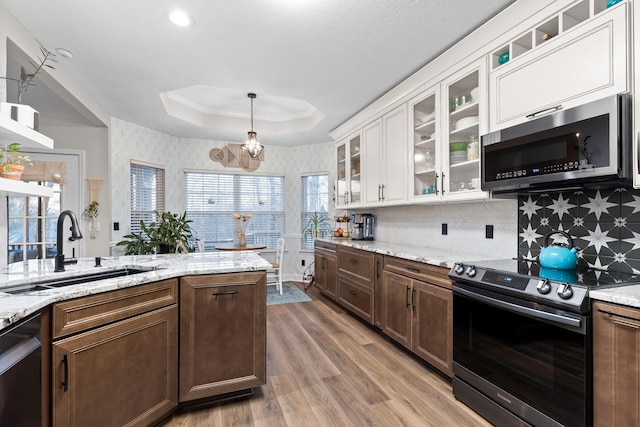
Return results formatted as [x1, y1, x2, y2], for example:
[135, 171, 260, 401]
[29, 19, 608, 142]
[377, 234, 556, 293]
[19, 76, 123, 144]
[0, 46, 56, 130]
[0, 143, 32, 180]
[116, 211, 195, 255]
[303, 212, 330, 239]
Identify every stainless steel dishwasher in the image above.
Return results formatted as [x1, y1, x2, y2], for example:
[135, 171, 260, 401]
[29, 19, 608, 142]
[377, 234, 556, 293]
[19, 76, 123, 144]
[0, 313, 42, 427]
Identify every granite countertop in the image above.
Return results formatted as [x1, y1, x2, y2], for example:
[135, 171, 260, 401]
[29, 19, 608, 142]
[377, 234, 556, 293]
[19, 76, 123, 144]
[321, 239, 640, 310]
[317, 238, 497, 269]
[0, 251, 272, 330]
[590, 286, 640, 309]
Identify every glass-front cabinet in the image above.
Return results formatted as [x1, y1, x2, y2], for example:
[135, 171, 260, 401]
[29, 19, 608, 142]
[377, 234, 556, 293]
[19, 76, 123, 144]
[335, 132, 361, 209]
[410, 59, 488, 202]
[411, 88, 440, 200]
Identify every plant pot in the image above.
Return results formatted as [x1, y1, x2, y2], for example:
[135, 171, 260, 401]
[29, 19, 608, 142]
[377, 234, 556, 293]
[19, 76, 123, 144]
[0, 164, 24, 180]
[158, 244, 173, 254]
[0, 102, 40, 131]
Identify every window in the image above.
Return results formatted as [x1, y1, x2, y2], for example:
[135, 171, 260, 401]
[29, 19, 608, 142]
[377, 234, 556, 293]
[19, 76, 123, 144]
[8, 183, 60, 263]
[184, 171, 284, 249]
[130, 161, 165, 233]
[301, 173, 329, 250]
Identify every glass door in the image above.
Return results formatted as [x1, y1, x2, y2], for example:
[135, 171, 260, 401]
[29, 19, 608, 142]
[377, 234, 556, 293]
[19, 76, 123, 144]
[411, 90, 439, 198]
[335, 133, 361, 208]
[336, 141, 348, 208]
[348, 134, 361, 205]
[444, 66, 482, 197]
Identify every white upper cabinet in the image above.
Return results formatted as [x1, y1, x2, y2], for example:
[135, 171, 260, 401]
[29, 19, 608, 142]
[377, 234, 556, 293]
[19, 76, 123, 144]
[409, 60, 489, 203]
[335, 132, 362, 209]
[362, 105, 407, 207]
[489, 1, 628, 131]
[0, 113, 54, 197]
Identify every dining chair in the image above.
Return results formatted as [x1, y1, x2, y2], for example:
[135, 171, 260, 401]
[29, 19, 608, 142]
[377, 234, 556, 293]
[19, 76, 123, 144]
[267, 237, 286, 295]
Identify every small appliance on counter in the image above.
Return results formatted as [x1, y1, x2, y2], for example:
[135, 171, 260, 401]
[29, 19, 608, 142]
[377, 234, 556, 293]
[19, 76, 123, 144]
[351, 213, 375, 240]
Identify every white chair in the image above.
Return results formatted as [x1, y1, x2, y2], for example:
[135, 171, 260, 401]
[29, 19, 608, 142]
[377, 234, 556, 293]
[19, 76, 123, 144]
[197, 240, 205, 253]
[266, 238, 286, 295]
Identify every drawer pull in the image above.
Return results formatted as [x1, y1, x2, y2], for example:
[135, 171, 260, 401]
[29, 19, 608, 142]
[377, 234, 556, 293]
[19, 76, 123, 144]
[405, 266, 421, 273]
[349, 259, 358, 264]
[598, 309, 640, 327]
[212, 290, 239, 297]
[349, 290, 358, 297]
[526, 105, 562, 119]
[62, 354, 69, 392]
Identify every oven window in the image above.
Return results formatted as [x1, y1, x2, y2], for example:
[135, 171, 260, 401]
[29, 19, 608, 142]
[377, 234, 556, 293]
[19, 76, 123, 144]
[454, 294, 590, 426]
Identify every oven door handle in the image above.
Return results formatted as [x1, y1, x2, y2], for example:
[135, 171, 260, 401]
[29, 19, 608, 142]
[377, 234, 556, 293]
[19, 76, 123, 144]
[455, 286, 582, 328]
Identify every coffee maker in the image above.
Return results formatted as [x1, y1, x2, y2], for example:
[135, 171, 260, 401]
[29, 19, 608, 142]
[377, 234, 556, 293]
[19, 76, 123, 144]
[351, 213, 375, 240]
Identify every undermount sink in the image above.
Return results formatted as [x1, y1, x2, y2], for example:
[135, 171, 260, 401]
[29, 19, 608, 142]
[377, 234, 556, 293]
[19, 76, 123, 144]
[1, 268, 150, 295]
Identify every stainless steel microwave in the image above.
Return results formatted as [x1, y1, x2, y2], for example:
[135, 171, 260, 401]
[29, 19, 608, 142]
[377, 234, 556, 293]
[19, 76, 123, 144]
[481, 94, 632, 193]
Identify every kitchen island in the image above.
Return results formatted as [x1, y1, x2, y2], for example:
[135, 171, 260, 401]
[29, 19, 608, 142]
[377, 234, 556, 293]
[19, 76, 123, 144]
[0, 251, 271, 427]
[0, 251, 271, 329]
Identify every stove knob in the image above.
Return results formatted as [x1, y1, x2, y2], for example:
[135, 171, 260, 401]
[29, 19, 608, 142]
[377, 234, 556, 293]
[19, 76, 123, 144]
[536, 279, 552, 294]
[454, 263, 465, 275]
[557, 283, 573, 300]
[465, 265, 477, 278]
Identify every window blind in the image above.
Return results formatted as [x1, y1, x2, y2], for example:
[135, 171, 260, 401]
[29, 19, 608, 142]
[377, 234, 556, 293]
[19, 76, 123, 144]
[130, 162, 165, 234]
[301, 173, 330, 250]
[184, 171, 284, 249]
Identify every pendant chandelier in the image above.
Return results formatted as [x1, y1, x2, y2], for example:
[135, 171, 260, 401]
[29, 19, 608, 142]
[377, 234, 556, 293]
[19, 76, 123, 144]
[240, 93, 263, 158]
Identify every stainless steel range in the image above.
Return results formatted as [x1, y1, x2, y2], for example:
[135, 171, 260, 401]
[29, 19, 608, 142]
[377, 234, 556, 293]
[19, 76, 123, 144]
[449, 259, 640, 427]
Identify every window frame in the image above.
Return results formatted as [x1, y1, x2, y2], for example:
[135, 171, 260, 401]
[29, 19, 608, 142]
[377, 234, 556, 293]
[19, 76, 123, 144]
[301, 172, 330, 250]
[184, 170, 285, 250]
[129, 160, 165, 234]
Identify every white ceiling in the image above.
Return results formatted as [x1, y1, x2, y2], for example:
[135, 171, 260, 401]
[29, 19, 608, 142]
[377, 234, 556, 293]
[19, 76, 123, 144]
[1, 0, 515, 146]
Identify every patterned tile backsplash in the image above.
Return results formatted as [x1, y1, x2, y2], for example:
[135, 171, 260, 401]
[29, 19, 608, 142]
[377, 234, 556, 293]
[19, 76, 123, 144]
[518, 187, 640, 273]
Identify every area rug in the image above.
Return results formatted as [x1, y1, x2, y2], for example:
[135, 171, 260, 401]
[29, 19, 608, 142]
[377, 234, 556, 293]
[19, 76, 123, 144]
[267, 282, 313, 305]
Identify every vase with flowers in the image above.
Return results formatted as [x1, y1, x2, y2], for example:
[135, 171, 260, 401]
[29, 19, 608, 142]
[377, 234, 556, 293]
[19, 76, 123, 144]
[233, 213, 252, 247]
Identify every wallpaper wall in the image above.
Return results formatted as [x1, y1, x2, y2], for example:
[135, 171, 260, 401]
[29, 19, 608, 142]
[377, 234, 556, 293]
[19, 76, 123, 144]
[518, 187, 640, 273]
[109, 117, 333, 281]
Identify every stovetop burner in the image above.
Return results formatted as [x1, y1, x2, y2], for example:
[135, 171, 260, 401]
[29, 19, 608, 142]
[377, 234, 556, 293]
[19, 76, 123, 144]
[449, 258, 640, 314]
[468, 258, 640, 289]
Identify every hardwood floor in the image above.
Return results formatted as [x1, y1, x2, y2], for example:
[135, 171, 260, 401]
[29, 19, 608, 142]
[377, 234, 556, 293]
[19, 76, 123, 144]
[162, 284, 491, 426]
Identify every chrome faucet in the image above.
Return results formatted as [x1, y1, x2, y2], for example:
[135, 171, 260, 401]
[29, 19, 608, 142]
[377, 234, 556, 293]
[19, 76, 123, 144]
[54, 210, 83, 272]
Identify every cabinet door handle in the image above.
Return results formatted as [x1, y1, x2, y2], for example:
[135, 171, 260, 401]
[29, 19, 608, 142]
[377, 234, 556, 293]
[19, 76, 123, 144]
[212, 290, 239, 297]
[378, 185, 382, 201]
[526, 105, 562, 119]
[62, 354, 69, 392]
[412, 288, 416, 312]
[381, 184, 385, 201]
[406, 285, 410, 308]
[441, 173, 445, 195]
[376, 261, 381, 279]
[435, 173, 439, 195]
[598, 309, 640, 328]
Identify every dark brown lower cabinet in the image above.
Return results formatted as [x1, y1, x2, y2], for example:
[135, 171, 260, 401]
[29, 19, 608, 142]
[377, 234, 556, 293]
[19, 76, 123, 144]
[179, 272, 266, 402]
[593, 300, 640, 427]
[52, 305, 178, 427]
[314, 241, 337, 299]
[382, 265, 452, 377]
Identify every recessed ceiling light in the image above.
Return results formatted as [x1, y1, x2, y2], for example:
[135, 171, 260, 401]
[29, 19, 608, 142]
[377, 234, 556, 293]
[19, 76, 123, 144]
[169, 10, 194, 27]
